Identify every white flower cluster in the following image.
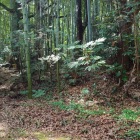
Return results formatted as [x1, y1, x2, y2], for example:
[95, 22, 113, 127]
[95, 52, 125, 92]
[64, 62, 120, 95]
[95, 37, 106, 43]
[38, 54, 61, 66]
[84, 41, 95, 48]
[3, 46, 11, 53]
[84, 37, 106, 48]
[46, 54, 61, 64]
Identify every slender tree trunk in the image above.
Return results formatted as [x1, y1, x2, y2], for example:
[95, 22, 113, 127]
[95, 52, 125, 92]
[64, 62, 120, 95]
[34, 0, 42, 58]
[92, 0, 99, 39]
[22, 0, 32, 99]
[76, 0, 83, 43]
[76, 0, 88, 43]
[56, 0, 60, 92]
[134, 0, 140, 74]
[70, 0, 74, 43]
[87, 0, 92, 41]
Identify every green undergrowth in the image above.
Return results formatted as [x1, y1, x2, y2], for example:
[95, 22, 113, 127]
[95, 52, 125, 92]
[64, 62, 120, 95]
[124, 129, 140, 140]
[49, 100, 114, 117]
[117, 108, 140, 121]
[115, 108, 140, 139]
[121, 129, 140, 139]
[117, 108, 140, 122]
[49, 100, 140, 139]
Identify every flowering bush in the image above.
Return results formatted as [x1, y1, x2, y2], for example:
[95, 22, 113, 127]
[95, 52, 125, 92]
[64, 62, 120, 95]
[38, 54, 61, 67]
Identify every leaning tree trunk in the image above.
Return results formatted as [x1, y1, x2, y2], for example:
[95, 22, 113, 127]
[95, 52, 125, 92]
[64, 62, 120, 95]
[22, 0, 32, 99]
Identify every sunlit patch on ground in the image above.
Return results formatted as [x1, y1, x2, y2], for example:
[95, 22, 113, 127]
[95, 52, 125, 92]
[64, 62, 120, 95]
[0, 122, 8, 138]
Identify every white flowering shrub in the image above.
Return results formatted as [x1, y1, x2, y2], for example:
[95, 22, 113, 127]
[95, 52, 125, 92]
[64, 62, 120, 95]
[83, 37, 106, 49]
[38, 54, 61, 67]
[67, 38, 106, 71]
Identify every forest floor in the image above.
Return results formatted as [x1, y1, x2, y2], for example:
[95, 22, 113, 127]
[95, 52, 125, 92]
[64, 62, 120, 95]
[0, 67, 140, 140]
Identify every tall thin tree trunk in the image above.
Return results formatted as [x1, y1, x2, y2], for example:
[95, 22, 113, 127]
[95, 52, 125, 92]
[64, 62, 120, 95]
[76, 0, 83, 43]
[87, 0, 92, 41]
[56, 0, 60, 92]
[134, 0, 140, 74]
[70, 0, 74, 43]
[22, 0, 32, 99]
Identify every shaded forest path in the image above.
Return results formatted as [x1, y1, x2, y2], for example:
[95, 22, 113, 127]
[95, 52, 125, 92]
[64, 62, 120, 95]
[0, 67, 19, 138]
[0, 67, 73, 139]
[0, 67, 140, 140]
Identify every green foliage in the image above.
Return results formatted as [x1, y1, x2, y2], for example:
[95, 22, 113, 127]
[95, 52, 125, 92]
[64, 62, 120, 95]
[80, 109, 106, 116]
[119, 109, 140, 121]
[60, 38, 106, 86]
[50, 100, 108, 117]
[68, 79, 77, 86]
[123, 129, 140, 139]
[20, 89, 46, 98]
[31, 61, 44, 74]
[50, 100, 83, 111]
[20, 90, 28, 95]
[32, 89, 46, 98]
[68, 55, 105, 71]
[107, 63, 128, 82]
[81, 88, 90, 96]
[67, 38, 106, 72]
[50, 100, 67, 110]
